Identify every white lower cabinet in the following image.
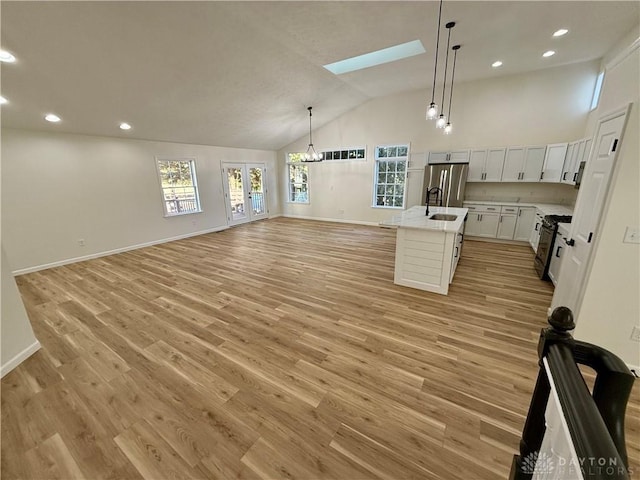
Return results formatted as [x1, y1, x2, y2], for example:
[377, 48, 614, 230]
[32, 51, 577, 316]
[529, 210, 544, 252]
[514, 207, 536, 241]
[497, 214, 517, 240]
[465, 212, 500, 238]
[547, 230, 564, 286]
[450, 229, 464, 283]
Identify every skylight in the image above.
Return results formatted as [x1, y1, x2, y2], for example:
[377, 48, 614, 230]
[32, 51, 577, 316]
[323, 40, 425, 75]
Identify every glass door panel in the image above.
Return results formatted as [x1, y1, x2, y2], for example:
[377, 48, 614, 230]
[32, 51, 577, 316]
[222, 163, 268, 226]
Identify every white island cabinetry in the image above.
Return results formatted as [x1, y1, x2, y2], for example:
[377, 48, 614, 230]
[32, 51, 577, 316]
[381, 206, 468, 296]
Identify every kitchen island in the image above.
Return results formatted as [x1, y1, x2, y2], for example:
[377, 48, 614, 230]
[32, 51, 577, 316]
[381, 206, 468, 295]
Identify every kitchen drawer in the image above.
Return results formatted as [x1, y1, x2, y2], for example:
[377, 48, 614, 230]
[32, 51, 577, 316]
[464, 204, 501, 214]
[500, 206, 519, 215]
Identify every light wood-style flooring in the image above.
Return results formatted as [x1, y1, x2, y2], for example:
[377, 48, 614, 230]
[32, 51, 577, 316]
[2, 217, 638, 479]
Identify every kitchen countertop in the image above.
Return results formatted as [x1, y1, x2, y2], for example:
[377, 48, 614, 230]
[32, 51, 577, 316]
[462, 200, 573, 216]
[380, 206, 467, 232]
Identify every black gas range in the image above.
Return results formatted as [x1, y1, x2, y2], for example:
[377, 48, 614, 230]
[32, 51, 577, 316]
[534, 214, 572, 280]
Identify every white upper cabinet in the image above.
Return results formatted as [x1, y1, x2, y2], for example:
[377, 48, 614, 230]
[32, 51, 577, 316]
[485, 148, 506, 181]
[428, 150, 470, 164]
[561, 141, 578, 184]
[562, 137, 592, 185]
[502, 147, 525, 182]
[468, 150, 487, 182]
[502, 146, 546, 182]
[541, 143, 568, 182]
[467, 148, 505, 182]
[522, 146, 546, 181]
[450, 150, 470, 163]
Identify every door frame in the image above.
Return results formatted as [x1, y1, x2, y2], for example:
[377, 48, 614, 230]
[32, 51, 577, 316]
[221, 162, 269, 226]
[551, 103, 631, 317]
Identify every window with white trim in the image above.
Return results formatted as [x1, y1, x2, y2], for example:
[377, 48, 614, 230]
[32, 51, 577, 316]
[287, 153, 309, 203]
[156, 157, 202, 216]
[373, 144, 408, 208]
[320, 147, 366, 161]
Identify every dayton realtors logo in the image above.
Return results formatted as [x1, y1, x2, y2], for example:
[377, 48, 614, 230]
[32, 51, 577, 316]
[521, 451, 555, 475]
[521, 451, 633, 478]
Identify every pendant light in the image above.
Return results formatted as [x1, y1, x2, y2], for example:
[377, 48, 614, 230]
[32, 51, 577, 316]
[436, 22, 455, 128]
[303, 106, 323, 162]
[426, 0, 444, 120]
[444, 45, 460, 135]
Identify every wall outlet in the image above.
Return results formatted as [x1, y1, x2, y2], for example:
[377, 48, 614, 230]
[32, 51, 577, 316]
[77, 239, 85, 246]
[623, 227, 640, 244]
[631, 326, 640, 342]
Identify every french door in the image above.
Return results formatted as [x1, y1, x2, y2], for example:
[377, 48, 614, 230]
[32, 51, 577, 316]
[221, 163, 268, 226]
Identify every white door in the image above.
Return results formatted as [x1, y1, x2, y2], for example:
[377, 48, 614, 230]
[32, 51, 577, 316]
[222, 163, 269, 226]
[551, 107, 629, 314]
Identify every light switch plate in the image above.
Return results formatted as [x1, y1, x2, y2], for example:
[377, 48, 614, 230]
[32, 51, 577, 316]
[623, 227, 640, 244]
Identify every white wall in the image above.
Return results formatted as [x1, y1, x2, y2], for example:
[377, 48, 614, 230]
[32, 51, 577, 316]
[278, 60, 599, 224]
[1, 129, 279, 272]
[573, 29, 640, 367]
[1, 246, 40, 377]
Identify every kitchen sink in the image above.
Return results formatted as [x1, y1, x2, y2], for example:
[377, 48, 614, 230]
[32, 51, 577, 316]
[429, 214, 458, 221]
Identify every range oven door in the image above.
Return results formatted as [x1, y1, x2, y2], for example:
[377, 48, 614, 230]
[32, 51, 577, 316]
[534, 224, 555, 279]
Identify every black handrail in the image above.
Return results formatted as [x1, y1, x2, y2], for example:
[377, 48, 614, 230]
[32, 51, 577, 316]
[546, 343, 629, 479]
[510, 307, 634, 480]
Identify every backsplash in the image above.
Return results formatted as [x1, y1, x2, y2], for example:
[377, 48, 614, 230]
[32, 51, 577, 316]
[464, 182, 578, 206]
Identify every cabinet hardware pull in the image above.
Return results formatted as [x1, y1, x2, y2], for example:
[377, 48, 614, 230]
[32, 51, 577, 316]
[540, 172, 544, 180]
[455, 247, 458, 258]
[588, 232, 593, 243]
[555, 246, 562, 257]
[573, 172, 578, 183]
[563, 172, 567, 180]
[566, 238, 575, 246]
[518, 210, 522, 217]
[535, 223, 539, 231]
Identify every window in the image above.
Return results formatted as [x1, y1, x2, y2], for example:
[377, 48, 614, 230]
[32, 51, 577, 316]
[156, 157, 202, 216]
[373, 144, 408, 208]
[321, 147, 366, 161]
[590, 71, 605, 111]
[287, 153, 309, 203]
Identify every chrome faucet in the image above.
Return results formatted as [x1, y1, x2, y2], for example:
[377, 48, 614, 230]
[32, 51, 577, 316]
[425, 187, 443, 216]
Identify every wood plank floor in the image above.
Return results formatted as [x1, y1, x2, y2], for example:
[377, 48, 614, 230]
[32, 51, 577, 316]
[3, 217, 638, 479]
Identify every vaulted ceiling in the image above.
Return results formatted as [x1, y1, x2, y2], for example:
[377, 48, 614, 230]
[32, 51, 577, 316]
[1, 2, 638, 150]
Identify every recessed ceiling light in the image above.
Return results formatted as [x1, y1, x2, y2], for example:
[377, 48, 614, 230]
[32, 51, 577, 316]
[119, 122, 132, 130]
[553, 29, 569, 37]
[491, 61, 503, 68]
[323, 40, 426, 75]
[44, 113, 61, 123]
[542, 50, 556, 58]
[0, 50, 16, 63]
[0, 96, 7, 104]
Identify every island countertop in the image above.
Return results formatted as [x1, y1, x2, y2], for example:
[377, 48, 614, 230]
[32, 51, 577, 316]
[380, 205, 468, 232]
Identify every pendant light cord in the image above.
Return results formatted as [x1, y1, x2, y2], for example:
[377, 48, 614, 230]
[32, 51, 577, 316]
[440, 23, 454, 113]
[308, 107, 313, 146]
[447, 46, 460, 120]
[430, 0, 444, 103]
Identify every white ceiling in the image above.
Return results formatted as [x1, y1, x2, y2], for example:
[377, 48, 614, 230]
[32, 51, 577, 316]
[1, 2, 638, 151]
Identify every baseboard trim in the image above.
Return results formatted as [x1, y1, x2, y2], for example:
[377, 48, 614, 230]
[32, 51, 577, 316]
[1, 341, 41, 378]
[13, 225, 229, 275]
[464, 236, 530, 246]
[281, 214, 379, 227]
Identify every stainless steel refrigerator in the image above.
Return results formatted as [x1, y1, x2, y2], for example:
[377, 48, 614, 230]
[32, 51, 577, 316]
[421, 163, 468, 207]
